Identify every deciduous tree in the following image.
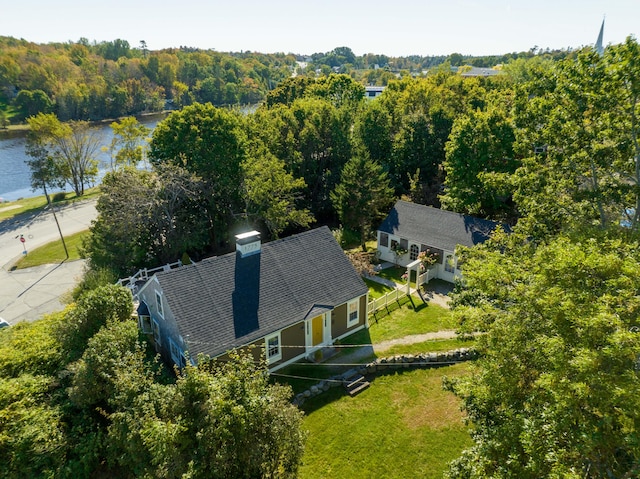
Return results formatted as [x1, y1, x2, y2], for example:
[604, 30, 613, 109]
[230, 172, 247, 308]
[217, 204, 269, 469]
[26, 113, 100, 196]
[242, 147, 313, 238]
[149, 103, 246, 247]
[446, 231, 640, 478]
[105, 116, 150, 169]
[440, 103, 518, 220]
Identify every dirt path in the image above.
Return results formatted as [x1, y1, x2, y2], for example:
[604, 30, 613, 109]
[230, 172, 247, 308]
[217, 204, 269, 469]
[374, 330, 458, 352]
[325, 329, 459, 365]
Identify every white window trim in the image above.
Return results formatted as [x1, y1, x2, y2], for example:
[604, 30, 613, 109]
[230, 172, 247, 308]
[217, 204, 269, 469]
[155, 291, 164, 319]
[265, 332, 282, 364]
[347, 298, 360, 328]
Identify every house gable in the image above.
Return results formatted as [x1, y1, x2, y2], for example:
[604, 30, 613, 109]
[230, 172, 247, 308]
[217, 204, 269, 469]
[146, 226, 368, 364]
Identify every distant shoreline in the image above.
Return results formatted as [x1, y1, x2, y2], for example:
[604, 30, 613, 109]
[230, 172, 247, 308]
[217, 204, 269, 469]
[0, 110, 171, 140]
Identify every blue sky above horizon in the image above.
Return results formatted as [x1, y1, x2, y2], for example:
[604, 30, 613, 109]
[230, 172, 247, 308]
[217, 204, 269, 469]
[3, 1, 638, 57]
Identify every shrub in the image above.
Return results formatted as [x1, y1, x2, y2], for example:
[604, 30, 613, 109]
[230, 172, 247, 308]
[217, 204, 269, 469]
[52, 191, 67, 202]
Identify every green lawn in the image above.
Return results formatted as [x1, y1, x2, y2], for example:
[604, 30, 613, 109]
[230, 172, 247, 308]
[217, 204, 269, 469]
[273, 301, 459, 392]
[368, 301, 456, 342]
[364, 277, 396, 299]
[13, 229, 90, 269]
[376, 265, 406, 284]
[299, 363, 473, 479]
[0, 189, 100, 222]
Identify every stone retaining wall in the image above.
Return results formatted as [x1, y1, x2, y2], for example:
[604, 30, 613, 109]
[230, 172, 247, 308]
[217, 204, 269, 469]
[292, 348, 478, 407]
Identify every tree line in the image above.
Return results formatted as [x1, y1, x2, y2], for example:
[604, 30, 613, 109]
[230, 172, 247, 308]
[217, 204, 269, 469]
[0, 36, 295, 123]
[0, 37, 574, 127]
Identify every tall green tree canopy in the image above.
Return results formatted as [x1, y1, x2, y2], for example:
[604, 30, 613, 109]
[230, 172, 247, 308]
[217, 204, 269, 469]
[149, 103, 247, 247]
[440, 101, 518, 220]
[85, 165, 210, 275]
[446, 230, 640, 478]
[331, 154, 394, 248]
[512, 41, 640, 238]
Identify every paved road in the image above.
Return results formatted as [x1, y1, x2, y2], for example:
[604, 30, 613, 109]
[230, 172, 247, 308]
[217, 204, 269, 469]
[0, 200, 98, 324]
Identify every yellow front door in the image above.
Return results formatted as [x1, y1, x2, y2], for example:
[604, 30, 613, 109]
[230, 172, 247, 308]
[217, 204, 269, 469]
[312, 315, 323, 346]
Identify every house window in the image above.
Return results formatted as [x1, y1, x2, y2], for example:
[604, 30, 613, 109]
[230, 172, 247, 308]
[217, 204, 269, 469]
[390, 239, 398, 250]
[347, 298, 360, 327]
[445, 254, 456, 273]
[139, 314, 152, 334]
[265, 333, 282, 363]
[170, 339, 183, 367]
[155, 291, 164, 319]
[410, 244, 419, 260]
[400, 238, 408, 250]
[151, 318, 161, 347]
[380, 232, 389, 248]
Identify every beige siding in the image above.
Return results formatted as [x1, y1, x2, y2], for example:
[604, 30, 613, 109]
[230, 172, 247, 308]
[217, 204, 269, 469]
[331, 303, 348, 338]
[216, 340, 264, 365]
[331, 294, 366, 338]
[214, 321, 306, 369]
[279, 321, 306, 364]
[359, 295, 367, 323]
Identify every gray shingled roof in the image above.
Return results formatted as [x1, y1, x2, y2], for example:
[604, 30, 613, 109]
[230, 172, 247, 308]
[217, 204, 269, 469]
[155, 226, 368, 359]
[378, 200, 504, 251]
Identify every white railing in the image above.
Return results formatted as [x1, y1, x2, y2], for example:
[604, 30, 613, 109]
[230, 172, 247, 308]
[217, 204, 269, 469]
[367, 282, 411, 316]
[117, 260, 183, 291]
[418, 267, 434, 286]
[367, 266, 436, 317]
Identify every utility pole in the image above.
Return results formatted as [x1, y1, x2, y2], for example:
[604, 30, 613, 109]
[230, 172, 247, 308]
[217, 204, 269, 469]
[44, 183, 69, 260]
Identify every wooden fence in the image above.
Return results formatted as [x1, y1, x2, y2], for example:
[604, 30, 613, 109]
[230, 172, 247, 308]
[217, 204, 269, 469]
[366, 266, 435, 317]
[367, 281, 411, 316]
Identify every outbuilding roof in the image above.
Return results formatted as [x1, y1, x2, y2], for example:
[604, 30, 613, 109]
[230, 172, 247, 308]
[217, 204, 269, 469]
[152, 226, 367, 359]
[378, 200, 505, 251]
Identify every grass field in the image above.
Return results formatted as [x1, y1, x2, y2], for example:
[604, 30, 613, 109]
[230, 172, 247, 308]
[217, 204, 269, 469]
[12, 229, 90, 269]
[299, 363, 472, 479]
[0, 189, 100, 222]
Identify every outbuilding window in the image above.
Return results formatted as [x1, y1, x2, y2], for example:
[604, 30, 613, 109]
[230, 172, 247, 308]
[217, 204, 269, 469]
[380, 232, 389, 248]
[445, 255, 456, 273]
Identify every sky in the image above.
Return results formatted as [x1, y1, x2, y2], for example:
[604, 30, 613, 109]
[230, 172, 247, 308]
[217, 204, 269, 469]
[2, 1, 639, 57]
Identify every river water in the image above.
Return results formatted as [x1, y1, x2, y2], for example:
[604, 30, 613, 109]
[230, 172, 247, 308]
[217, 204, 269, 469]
[0, 114, 166, 202]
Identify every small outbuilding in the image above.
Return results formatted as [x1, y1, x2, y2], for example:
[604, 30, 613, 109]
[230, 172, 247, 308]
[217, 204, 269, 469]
[376, 200, 506, 283]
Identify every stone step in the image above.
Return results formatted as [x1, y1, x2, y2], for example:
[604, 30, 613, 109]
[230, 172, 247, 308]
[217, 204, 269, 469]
[344, 374, 370, 396]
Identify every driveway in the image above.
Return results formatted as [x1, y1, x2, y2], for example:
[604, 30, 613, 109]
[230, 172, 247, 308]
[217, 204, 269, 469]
[0, 200, 97, 324]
